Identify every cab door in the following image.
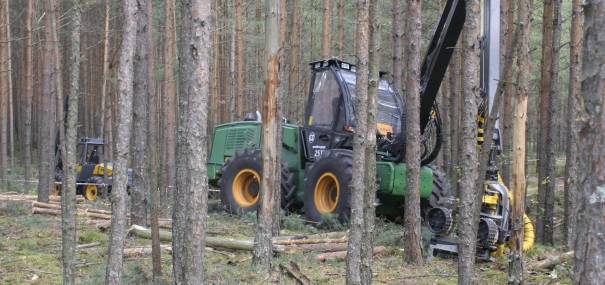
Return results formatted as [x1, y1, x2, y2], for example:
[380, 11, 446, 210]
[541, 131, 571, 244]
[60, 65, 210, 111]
[302, 68, 345, 160]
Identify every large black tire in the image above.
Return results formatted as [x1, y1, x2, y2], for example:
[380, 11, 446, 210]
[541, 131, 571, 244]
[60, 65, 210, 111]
[303, 149, 352, 223]
[427, 165, 454, 209]
[219, 149, 297, 214]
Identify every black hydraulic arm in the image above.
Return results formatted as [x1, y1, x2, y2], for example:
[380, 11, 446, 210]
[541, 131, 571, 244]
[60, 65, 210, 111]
[418, 0, 466, 132]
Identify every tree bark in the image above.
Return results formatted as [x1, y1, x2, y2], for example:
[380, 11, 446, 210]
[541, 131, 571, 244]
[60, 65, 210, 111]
[131, 0, 152, 227]
[100, 0, 112, 163]
[322, 0, 331, 58]
[457, 0, 481, 283]
[391, 0, 404, 91]
[500, 0, 515, 183]
[361, 1, 381, 283]
[253, 0, 281, 276]
[162, 0, 177, 205]
[0, 0, 8, 188]
[61, 6, 81, 284]
[175, 1, 212, 283]
[564, 0, 582, 250]
[403, 0, 423, 266]
[542, 0, 562, 246]
[346, 1, 369, 283]
[573, 1, 605, 283]
[288, 0, 301, 122]
[337, 0, 344, 59]
[105, 0, 137, 283]
[142, 0, 161, 278]
[37, 0, 60, 203]
[234, 0, 245, 120]
[23, 0, 34, 181]
[508, 0, 531, 283]
[536, 0, 554, 243]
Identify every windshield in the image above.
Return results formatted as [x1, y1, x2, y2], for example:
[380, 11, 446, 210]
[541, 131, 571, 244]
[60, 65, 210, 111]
[340, 70, 403, 136]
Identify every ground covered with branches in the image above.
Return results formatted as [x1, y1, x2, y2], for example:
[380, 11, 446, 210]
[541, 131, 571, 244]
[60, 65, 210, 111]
[0, 189, 572, 284]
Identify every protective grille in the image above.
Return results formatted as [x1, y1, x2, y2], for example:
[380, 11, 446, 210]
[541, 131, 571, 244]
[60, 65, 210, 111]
[225, 128, 255, 152]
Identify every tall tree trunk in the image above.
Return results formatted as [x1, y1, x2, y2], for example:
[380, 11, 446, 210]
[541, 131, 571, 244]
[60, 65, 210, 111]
[564, 0, 582, 250]
[61, 6, 81, 284]
[403, 0, 423, 266]
[176, 0, 212, 282]
[105, 0, 137, 283]
[288, 0, 301, 122]
[500, 0, 515, 183]
[536, 0, 554, 243]
[23, 0, 34, 181]
[391, 0, 404, 91]
[253, 0, 281, 276]
[543, 0, 562, 246]
[131, 0, 152, 226]
[361, 1, 381, 283]
[0, 0, 8, 188]
[37, 0, 59, 203]
[234, 0, 245, 120]
[573, 1, 605, 283]
[337, 0, 344, 58]
[163, 0, 177, 204]
[100, 0, 111, 163]
[4, 0, 12, 174]
[346, 1, 369, 283]
[457, 0, 481, 283]
[322, 0, 331, 58]
[273, 0, 287, 236]
[508, 0, 531, 282]
[143, 0, 161, 278]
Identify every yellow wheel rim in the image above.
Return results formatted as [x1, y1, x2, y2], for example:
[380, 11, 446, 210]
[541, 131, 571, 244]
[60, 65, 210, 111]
[314, 173, 339, 214]
[85, 185, 98, 201]
[232, 169, 260, 208]
[51, 184, 61, 196]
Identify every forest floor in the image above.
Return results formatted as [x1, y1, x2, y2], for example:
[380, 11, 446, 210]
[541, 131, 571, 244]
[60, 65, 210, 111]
[0, 195, 572, 285]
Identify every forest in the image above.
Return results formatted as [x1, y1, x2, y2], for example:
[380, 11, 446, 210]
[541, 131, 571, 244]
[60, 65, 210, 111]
[0, 0, 604, 284]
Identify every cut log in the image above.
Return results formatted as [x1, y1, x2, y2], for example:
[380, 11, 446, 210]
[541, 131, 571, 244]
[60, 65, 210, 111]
[274, 237, 347, 245]
[85, 208, 111, 215]
[315, 246, 386, 262]
[49, 195, 84, 203]
[284, 242, 348, 253]
[122, 245, 172, 258]
[85, 211, 111, 220]
[76, 242, 101, 250]
[127, 225, 285, 252]
[280, 261, 312, 285]
[32, 201, 62, 209]
[32, 207, 61, 216]
[274, 231, 347, 241]
[528, 251, 574, 270]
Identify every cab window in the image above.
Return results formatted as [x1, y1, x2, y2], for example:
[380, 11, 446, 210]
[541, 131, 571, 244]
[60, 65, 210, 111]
[308, 70, 341, 128]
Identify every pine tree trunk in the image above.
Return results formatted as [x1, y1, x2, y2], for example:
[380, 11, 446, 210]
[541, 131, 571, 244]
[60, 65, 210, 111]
[322, 0, 331, 58]
[234, 0, 245, 119]
[337, 0, 344, 59]
[573, 1, 605, 282]
[391, 0, 404, 91]
[508, 0, 531, 282]
[457, 0, 481, 283]
[543, 0, 562, 246]
[536, 0, 554, 243]
[4, 0, 12, 173]
[346, 1, 369, 283]
[37, 0, 60, 203]
[288, 0, 301, 122]
[500, 0, 515, 183]
[403, 0, 423, 266]
[105, 0, 137, 283]
[177, 1, 212, 282]
[61, 6, 81, 284]
[131, 0, 152, 227]
[361, 1, 381, 283]
[23, 0, 34, 181]
[163, 0, 178, 205]
[0, 0, 8, 188]
[253, 0, 281, 276]
[563, 0, 582, 250]
[142, 0, 161, 278]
